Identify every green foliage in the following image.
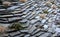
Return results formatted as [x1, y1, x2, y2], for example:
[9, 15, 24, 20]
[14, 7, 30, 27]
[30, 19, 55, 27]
[51, 1, 54, 4]
[8, 22, 25, 30]
[43, 10, 49, 14]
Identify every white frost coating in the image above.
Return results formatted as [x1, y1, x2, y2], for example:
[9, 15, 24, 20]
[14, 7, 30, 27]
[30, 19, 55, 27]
[43, 25, 48, 30]
[7, 6, 20, 10]
[55, 28, 60, 33]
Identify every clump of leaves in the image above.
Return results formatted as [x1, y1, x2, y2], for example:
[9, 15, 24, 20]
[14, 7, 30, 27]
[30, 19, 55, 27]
[43, 10, 49, 14]
[51, 1, 55, 4]
[8, 22, 25, 30]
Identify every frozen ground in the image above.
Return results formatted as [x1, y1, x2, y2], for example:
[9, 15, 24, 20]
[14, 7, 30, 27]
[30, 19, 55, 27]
[0, 0, 60, 37]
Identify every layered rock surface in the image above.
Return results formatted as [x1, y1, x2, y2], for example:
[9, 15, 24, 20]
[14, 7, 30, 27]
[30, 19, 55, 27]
[0, 0, 60, 37]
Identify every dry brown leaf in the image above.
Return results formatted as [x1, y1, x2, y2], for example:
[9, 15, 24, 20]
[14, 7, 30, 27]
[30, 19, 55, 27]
[39, 14, 46, 19]
[3, 1, 11, 6]
[51, 4, 57, 9]
[0, 26, 6, 33]
[19, 0, 27, 3]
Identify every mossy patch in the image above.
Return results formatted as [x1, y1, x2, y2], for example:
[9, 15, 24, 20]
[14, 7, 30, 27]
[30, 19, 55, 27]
[8, 22, 26, 30]
[43, 10, 49, 14]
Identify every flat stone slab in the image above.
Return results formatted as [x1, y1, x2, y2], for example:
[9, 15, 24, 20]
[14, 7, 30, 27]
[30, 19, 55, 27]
[39, 33, 51, 37]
